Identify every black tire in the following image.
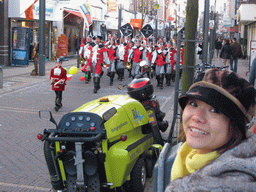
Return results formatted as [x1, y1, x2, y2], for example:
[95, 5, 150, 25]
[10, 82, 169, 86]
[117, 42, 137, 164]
[88, 173, 101, 192]
[130, 158, 147, 192]
[151, 126, 164, 145]
[145, 158, 153, 178]
[44, 141, 64, 190]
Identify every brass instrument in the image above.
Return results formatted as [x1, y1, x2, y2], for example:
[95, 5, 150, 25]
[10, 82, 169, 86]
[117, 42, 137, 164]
[102, 62, 107, 68]
[78, 57, 86, 65]
[124, 61, 132, 70]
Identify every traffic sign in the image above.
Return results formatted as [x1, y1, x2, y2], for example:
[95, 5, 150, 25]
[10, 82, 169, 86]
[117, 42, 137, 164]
[140, 24, 154, 38]
[120, 23, 133, 37]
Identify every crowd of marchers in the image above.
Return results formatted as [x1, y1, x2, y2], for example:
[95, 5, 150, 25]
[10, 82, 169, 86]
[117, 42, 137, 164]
[78, 33, 184, 93]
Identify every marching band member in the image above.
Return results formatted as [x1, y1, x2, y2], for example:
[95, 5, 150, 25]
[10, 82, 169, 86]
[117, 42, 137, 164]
[151, 43, 168, 89]
[104, 34, 112, 46]
[145, 40, 154, 78]
[165, 41, 177, 86]
[128, 39, 146, 78]
[79, 36, 92, 67]
[116, 36, 129, 81]
[79, 38, 85, 62]
[106, 38, 118, 86]
[91, 36, 110, 93]
[50, 58, 67, 112]
[127, 40, 134, 78]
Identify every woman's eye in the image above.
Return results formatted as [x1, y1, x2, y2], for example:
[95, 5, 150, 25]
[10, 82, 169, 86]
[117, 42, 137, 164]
[188, 101, 197, 107]
[210, 108, 220, 113]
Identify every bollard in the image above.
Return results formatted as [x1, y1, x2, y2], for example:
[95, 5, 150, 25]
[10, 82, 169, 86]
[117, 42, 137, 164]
[0, 66, 3, 89]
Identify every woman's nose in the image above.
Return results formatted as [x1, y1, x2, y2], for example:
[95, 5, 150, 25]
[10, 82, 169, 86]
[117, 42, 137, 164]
[191, 107, 206, 123]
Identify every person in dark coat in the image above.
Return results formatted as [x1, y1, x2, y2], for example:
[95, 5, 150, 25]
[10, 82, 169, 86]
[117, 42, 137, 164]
[220, 39, 232, 67]
[215, 37, 222, 58]
[197, 42, 203, 60]
[230, 37, 243, 73]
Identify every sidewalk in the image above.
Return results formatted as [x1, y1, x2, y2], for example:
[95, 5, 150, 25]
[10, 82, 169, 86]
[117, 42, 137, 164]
[2, 59, 79, 79]
[0, 59, 79, 94]
[210, 56, 250, 82]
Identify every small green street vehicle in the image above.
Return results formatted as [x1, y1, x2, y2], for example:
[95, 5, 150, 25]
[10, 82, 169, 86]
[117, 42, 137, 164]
[38, 78, 168, 192]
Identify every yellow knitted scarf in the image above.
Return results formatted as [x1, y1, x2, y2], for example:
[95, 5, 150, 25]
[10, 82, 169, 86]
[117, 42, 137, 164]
[171, 142, 220, 181]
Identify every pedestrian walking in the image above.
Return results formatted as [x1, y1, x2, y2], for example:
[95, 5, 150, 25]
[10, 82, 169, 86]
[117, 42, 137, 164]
[220, 39, 232, 67]
[230, 37, 243, 73]
[100, 23, 107, 41]
[165, 68, 256, 191]
[215, 37, 222, 58]
[197, 42, 203, 60]
[50, 58, 67, 112]
[30, 42, 39, 76]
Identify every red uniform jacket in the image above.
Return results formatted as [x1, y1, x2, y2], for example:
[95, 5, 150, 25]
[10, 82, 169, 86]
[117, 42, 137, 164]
[107, 45, 117, 61]
[92, 47, 109, 75]
[50, 66, 67, 91]
[169, 48, 177, 70]
[132, 46, 144, 63]
[155, 50, 167, 67]
[124, 45, 129, 63]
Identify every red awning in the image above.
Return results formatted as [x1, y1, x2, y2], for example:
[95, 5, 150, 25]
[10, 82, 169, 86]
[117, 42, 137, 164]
[64, 10, 83, 18]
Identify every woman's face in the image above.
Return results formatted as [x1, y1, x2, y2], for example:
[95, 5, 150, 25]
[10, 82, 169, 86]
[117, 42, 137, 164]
[182, 98, 230, 154]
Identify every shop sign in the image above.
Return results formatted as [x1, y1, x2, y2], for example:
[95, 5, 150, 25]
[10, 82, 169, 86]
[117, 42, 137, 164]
[108, 0, 117, 13]
[57, 34, 68, 57]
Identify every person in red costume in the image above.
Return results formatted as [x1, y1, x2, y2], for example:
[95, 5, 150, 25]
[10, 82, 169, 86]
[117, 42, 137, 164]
[82, 40, 95, 84]
[128, 39, 146, 78]
[152, 43, 168, 89]
[50, 58, 67, 112]
[145, 39, 154, 78]
[116, 36, 129, 81]
[165, 41, 177, 86]
[91, 35, 110, 93]
[106, 38, 118, 85]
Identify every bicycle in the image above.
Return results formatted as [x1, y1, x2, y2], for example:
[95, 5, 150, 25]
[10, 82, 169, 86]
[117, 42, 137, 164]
[194, 63, 229, 82]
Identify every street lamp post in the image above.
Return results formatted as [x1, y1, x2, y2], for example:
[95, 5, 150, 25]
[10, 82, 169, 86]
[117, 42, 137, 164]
[39, 0, 46, 76]
[202, 0, 210, 71]
[155, 9, 158, 39]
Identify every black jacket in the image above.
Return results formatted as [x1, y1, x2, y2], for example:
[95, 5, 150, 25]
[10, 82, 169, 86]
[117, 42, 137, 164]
[220, 43, 232, 59]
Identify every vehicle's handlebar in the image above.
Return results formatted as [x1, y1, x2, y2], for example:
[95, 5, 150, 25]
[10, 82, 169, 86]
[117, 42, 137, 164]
[46, 132, 105, 142]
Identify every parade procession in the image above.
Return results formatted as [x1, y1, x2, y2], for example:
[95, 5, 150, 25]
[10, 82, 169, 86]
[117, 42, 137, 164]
[77, 23, 183, 94]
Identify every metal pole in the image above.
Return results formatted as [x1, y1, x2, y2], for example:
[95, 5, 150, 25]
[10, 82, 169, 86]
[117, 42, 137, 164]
[117, 5, 122, 40]
[209, 11, 214, 64]
[0, 66, 3, 89]
[155, 10, 158, 39]
[39, 0, 45, 76]
[202, 0, 210, 71]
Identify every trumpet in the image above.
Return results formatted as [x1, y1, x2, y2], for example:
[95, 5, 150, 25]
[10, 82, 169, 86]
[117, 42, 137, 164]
[124, 61, 132, 70]
[102, 62, 107, 68]
[79, 57, 86, 65]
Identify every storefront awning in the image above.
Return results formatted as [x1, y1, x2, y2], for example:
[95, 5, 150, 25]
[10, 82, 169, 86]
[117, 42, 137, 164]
[64, 10, 83, 18]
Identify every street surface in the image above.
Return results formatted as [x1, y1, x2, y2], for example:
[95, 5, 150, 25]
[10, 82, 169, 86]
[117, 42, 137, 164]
[0, 59, 177, 191]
